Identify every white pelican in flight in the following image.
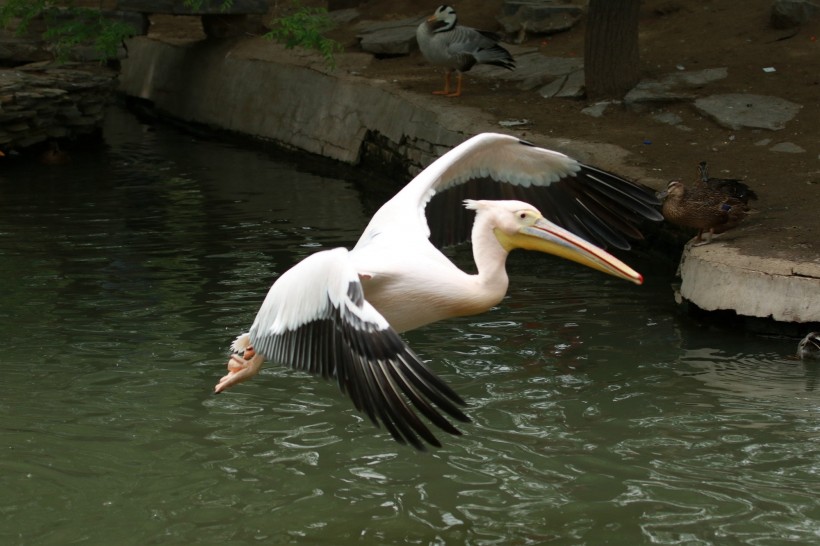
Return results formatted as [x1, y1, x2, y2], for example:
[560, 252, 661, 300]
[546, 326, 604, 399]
[215, 133, 662, 450]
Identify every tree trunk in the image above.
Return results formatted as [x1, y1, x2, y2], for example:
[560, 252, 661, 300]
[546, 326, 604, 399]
[584, 0, 641, 99]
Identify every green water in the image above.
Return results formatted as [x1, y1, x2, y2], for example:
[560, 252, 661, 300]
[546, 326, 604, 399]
[1, 109, 818, 545]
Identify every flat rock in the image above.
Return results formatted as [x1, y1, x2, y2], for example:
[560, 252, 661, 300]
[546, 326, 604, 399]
[770, 141, 806, 153]
[355, 16, 423, 56]
[476, 51, 582, 90]
[680, 242, 820, 322]
[625, 68, 727, 105]
[498, 1, 584, 36]
[652, 110, 692, 131]
[693, 93, 802, 130]
[538, 68, 584, 98]
[771, 0, 820, 28]
[581, 101, 611, 117]
[327, 8, 360, 26]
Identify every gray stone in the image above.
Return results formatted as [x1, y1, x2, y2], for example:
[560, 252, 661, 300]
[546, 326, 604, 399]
[498, 118, 530, 127]
[652, 111, 682, 125]
[538, 69, 585, 98]
[0, 66, 115, 151]
[480, 52, 582, 90]
[0, 37, 52, 65]
[771, 0, 820, 29]
[664, 67, 728, 87]
[327, 8, 360, 26]
[626, 85, 695, 105]
[356, 16, 423, 56]
[358, 26, 418, 55]
[581, 101, 611, 117]
[654, 110, 693, 131]
[693, 93, 802, 130]
[538, 75, 566, 98]
[770, 141, 806, 153]
[625, 68, 727, 105]
[554, 69, 584, 98]
[498, 1, 583, 37]
[355, 16, 423, 35]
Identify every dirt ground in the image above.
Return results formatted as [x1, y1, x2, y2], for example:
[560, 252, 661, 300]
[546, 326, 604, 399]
[148, 0, 820, 261]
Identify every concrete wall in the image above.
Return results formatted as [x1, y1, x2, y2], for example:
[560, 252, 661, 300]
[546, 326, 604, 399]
[117, 37, 631, 176]
[118, 37, 492, 174]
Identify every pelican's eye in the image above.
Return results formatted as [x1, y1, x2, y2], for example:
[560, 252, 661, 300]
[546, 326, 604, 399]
[516, 210, 537, 224]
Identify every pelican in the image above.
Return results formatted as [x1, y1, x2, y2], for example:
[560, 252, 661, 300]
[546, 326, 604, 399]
[416, 5, 515, 97]
[216, 133, 662, 450]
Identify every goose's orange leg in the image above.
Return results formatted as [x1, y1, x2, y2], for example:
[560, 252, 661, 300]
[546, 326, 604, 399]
[446, 73, 463, 97]
[432, 71, 452, 95]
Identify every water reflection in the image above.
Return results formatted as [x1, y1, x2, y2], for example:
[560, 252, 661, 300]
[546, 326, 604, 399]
[0, 107, 818, 545]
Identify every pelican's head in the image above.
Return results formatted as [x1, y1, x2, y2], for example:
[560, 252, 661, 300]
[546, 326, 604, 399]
[466, 199, 644, 285]
[429, 5, 457, 31]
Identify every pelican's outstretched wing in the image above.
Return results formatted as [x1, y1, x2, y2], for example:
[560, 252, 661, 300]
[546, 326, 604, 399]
[364, 133, 662, 250]
[247, 248, 469, 450]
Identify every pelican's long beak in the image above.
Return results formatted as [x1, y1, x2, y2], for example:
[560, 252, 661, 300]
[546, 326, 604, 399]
[504, 217, 644, 285]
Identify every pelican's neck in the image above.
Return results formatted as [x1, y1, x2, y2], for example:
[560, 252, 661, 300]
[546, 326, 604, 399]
[470, 213, 510, 301]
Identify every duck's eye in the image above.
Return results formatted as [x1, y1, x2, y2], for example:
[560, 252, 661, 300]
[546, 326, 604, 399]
[519, 212, 527, 219]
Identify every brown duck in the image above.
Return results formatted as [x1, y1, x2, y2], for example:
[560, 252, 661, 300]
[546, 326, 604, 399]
[698, 161, 757, 204]
[658, 178, 750, 245]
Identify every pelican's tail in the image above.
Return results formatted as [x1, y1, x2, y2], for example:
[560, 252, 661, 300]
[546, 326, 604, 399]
[230, 332, 251, 354]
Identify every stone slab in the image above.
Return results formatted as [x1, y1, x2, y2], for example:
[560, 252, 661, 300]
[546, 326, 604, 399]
[693, 93, 802, 131]
[679, 242, 820, 323]
[625, 68, 727, 105]
[771, 0, 820, 28]
[355, 17, 424, 56]
[358, 26, 418, 56]
[498, 1, 583, 35]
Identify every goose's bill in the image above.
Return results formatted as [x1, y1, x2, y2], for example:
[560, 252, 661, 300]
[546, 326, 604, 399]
[500, 217, 644, 285]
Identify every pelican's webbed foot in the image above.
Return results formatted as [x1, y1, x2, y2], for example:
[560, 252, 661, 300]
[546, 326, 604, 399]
[214, 345, 264, 394]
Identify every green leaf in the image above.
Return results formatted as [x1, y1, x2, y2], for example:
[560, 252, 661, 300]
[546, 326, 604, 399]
[264, 1, 343, 69]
